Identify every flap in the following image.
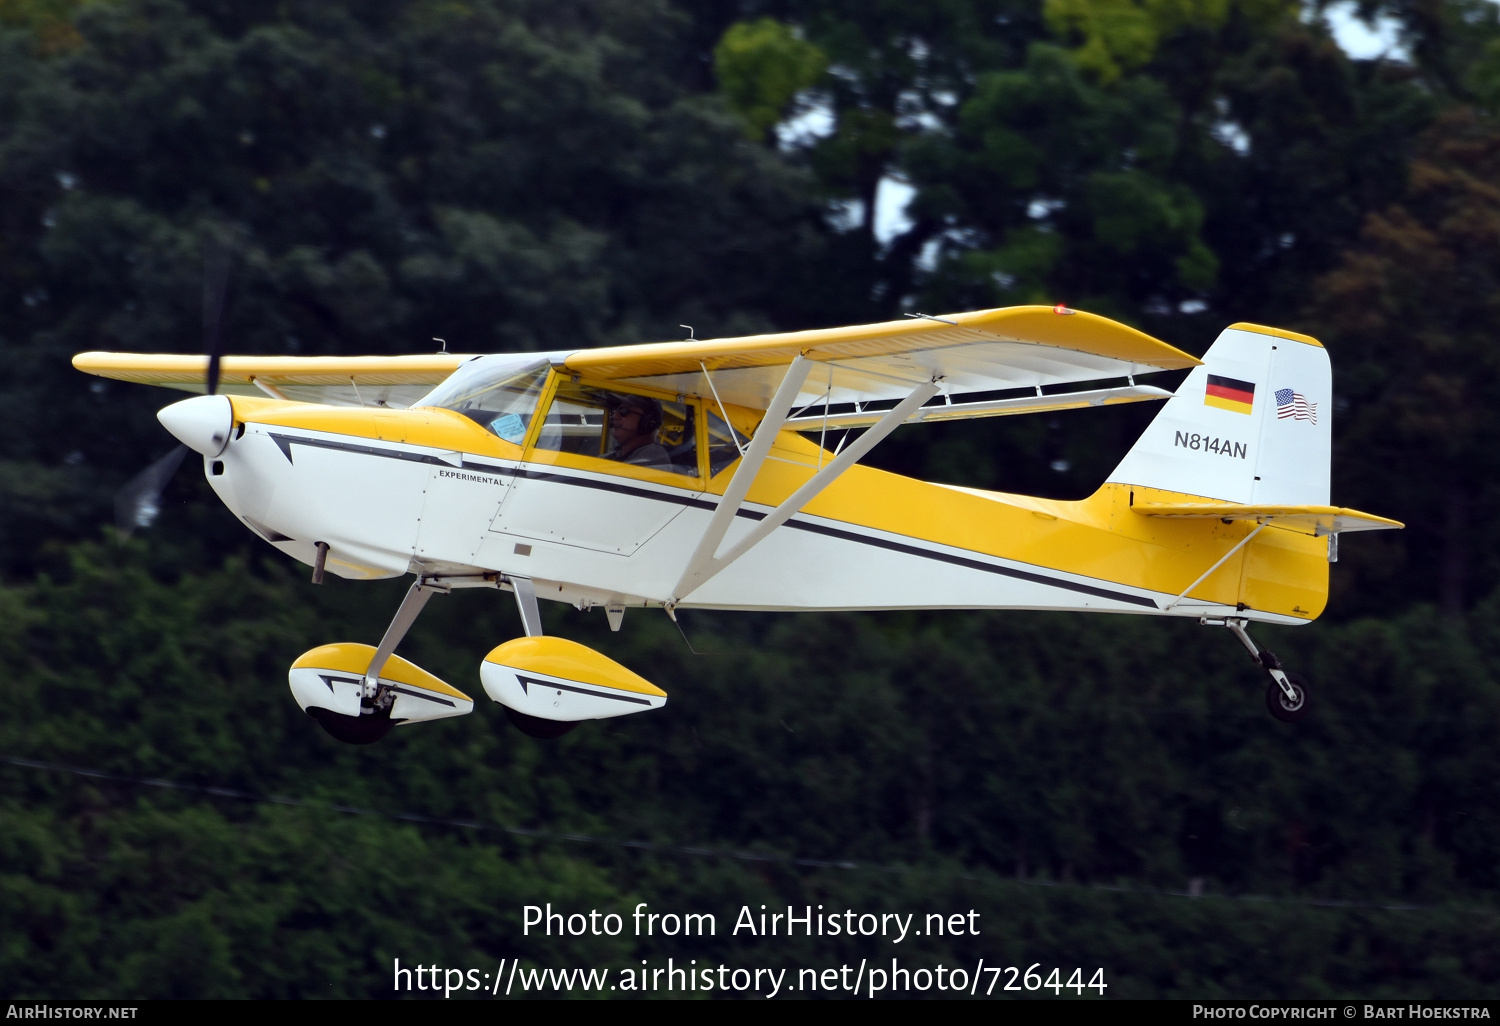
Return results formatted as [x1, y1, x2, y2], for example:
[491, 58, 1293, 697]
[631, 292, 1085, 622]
[785, 384, 1173, 431]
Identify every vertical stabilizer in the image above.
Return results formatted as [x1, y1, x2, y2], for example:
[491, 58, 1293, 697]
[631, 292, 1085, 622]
[1107, 323, 1330, 504]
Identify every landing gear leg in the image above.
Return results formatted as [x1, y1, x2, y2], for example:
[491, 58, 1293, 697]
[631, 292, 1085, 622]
[1207, 617, 1310, 723]
[310, 577, 447, 744]
[498, 575, 576, 738]
[364, 579, 441, 690]
[506, 575, 544, 638]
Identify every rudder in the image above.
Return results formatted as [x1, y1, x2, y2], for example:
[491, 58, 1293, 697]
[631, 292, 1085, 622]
[1107, 323, 1330, 505]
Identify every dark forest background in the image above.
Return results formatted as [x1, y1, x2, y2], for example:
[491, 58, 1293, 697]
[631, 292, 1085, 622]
[3, 0, 1500, 998]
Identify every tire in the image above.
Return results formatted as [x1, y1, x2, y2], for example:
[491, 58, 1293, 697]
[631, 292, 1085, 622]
[308, 706, 396, 744]
[1265, 672, 1310, 723]
[504, 706, 579, 739]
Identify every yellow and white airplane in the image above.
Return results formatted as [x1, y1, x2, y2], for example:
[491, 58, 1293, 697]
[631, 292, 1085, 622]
[74, 305, 1401, 742]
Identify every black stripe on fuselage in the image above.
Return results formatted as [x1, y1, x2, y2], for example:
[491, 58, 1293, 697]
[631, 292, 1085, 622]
[265, 430, 1159, 609]
[270, 432, 461, 469]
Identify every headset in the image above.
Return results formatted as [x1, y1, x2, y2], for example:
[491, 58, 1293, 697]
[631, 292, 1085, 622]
[615, 394, 663, 436]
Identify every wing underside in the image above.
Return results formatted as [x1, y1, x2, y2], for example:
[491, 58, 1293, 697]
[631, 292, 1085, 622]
[566, 306, 1199, 410]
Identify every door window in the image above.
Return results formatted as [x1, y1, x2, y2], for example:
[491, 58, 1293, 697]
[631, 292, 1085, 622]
[705, 408, 748, 477]
[535, 381, 699, 479]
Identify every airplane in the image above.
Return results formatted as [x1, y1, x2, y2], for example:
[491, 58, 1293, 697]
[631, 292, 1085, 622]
[73, 305, 1402, 743]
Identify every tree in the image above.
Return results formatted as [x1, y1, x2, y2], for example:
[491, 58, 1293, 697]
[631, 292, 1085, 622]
[1311, 107, 1500, 615]
[0, 0, 832, 573]
[705, 2, 1431, 505]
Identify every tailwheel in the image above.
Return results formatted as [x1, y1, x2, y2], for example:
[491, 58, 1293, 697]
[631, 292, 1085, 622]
[307, 707, 396, 745]
[503, 706, 578, 739]
[1265, 672, 1310, 723]
[1207, 618, 1314, 724]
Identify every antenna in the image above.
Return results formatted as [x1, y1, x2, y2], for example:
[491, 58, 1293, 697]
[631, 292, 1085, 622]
[680, 325, 695, 341]
[433, 337, 447, 353]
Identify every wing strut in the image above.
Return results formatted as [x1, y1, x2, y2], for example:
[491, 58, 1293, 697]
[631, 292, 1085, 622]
[673, 356, 812, 601]
[672, 365, 940, 603]
[1162, 523, 1266, 611]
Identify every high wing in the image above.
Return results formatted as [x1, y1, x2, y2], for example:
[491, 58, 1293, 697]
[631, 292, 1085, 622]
[74, 305, 1198, 418]
[565, 305, 1199, 412]
[71, 352, 469, 408]
[564, 307, 1197, 604]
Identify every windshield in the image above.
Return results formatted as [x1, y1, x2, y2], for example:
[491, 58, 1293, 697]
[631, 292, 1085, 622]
[415, 355, 551, 442]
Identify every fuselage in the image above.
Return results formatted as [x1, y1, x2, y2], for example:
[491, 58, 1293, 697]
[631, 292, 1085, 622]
[197, 366, 1327, 626]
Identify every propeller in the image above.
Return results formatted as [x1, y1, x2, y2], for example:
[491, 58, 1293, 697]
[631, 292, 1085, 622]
[202, 240, 230, 397]
[114, 240, 231, 539]
[114, 446, 188, 537]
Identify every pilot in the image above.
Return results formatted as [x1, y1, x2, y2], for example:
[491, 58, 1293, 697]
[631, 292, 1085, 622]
[605, 394, 672, 469]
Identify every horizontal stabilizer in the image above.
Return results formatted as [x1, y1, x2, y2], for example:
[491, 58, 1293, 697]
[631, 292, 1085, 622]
[1133, 503, 1404, 535]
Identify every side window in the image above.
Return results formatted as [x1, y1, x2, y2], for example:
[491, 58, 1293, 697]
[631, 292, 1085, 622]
[418, 359, 549, 443]
[535, 382, 609, 455]
[536, 382, 699, 479]
[705, 408, 748, 477]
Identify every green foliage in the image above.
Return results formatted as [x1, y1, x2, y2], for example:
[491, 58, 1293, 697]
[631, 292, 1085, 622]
[0, 0, 98, 53]
[3, 544, 1500, 995]
[0, 0, 841, 578]
[1309, 108, 1500, 615]
[714, 18, 827, 141]
[1471, 37, 1500, 109]
[1044, 0, 1232, 83]
[1, 0, 1500, 999]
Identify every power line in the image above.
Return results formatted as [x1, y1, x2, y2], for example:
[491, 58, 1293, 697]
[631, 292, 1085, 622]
[0, 753, 858, 869]
[1, 753, 1492, 918]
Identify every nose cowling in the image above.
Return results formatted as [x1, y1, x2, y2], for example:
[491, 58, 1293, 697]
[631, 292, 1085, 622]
[158, 394, 234, 456]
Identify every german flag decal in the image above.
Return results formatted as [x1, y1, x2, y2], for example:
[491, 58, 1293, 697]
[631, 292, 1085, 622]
[1204, 374, 1255, 415]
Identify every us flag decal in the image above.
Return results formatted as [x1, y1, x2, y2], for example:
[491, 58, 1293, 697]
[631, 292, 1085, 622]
[1275, 388, 1317, 424]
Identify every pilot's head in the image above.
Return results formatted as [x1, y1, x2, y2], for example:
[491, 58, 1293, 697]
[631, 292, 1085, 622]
[611, 394, 662, 449]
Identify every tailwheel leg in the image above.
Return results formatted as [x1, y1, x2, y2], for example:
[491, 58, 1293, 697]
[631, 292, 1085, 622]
[1208, 617, 1310, 723]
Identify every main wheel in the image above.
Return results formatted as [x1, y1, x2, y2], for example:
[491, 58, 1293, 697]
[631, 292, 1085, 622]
[1265, 673, 1310, 723]
[308, 707, 396, 744]
[503, 706, 578, 739]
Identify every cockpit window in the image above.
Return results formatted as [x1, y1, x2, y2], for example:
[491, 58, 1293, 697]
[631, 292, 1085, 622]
[416, 357, 550, 442]
[705, 408, 747, 477]
[535, 380, 699, 478]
